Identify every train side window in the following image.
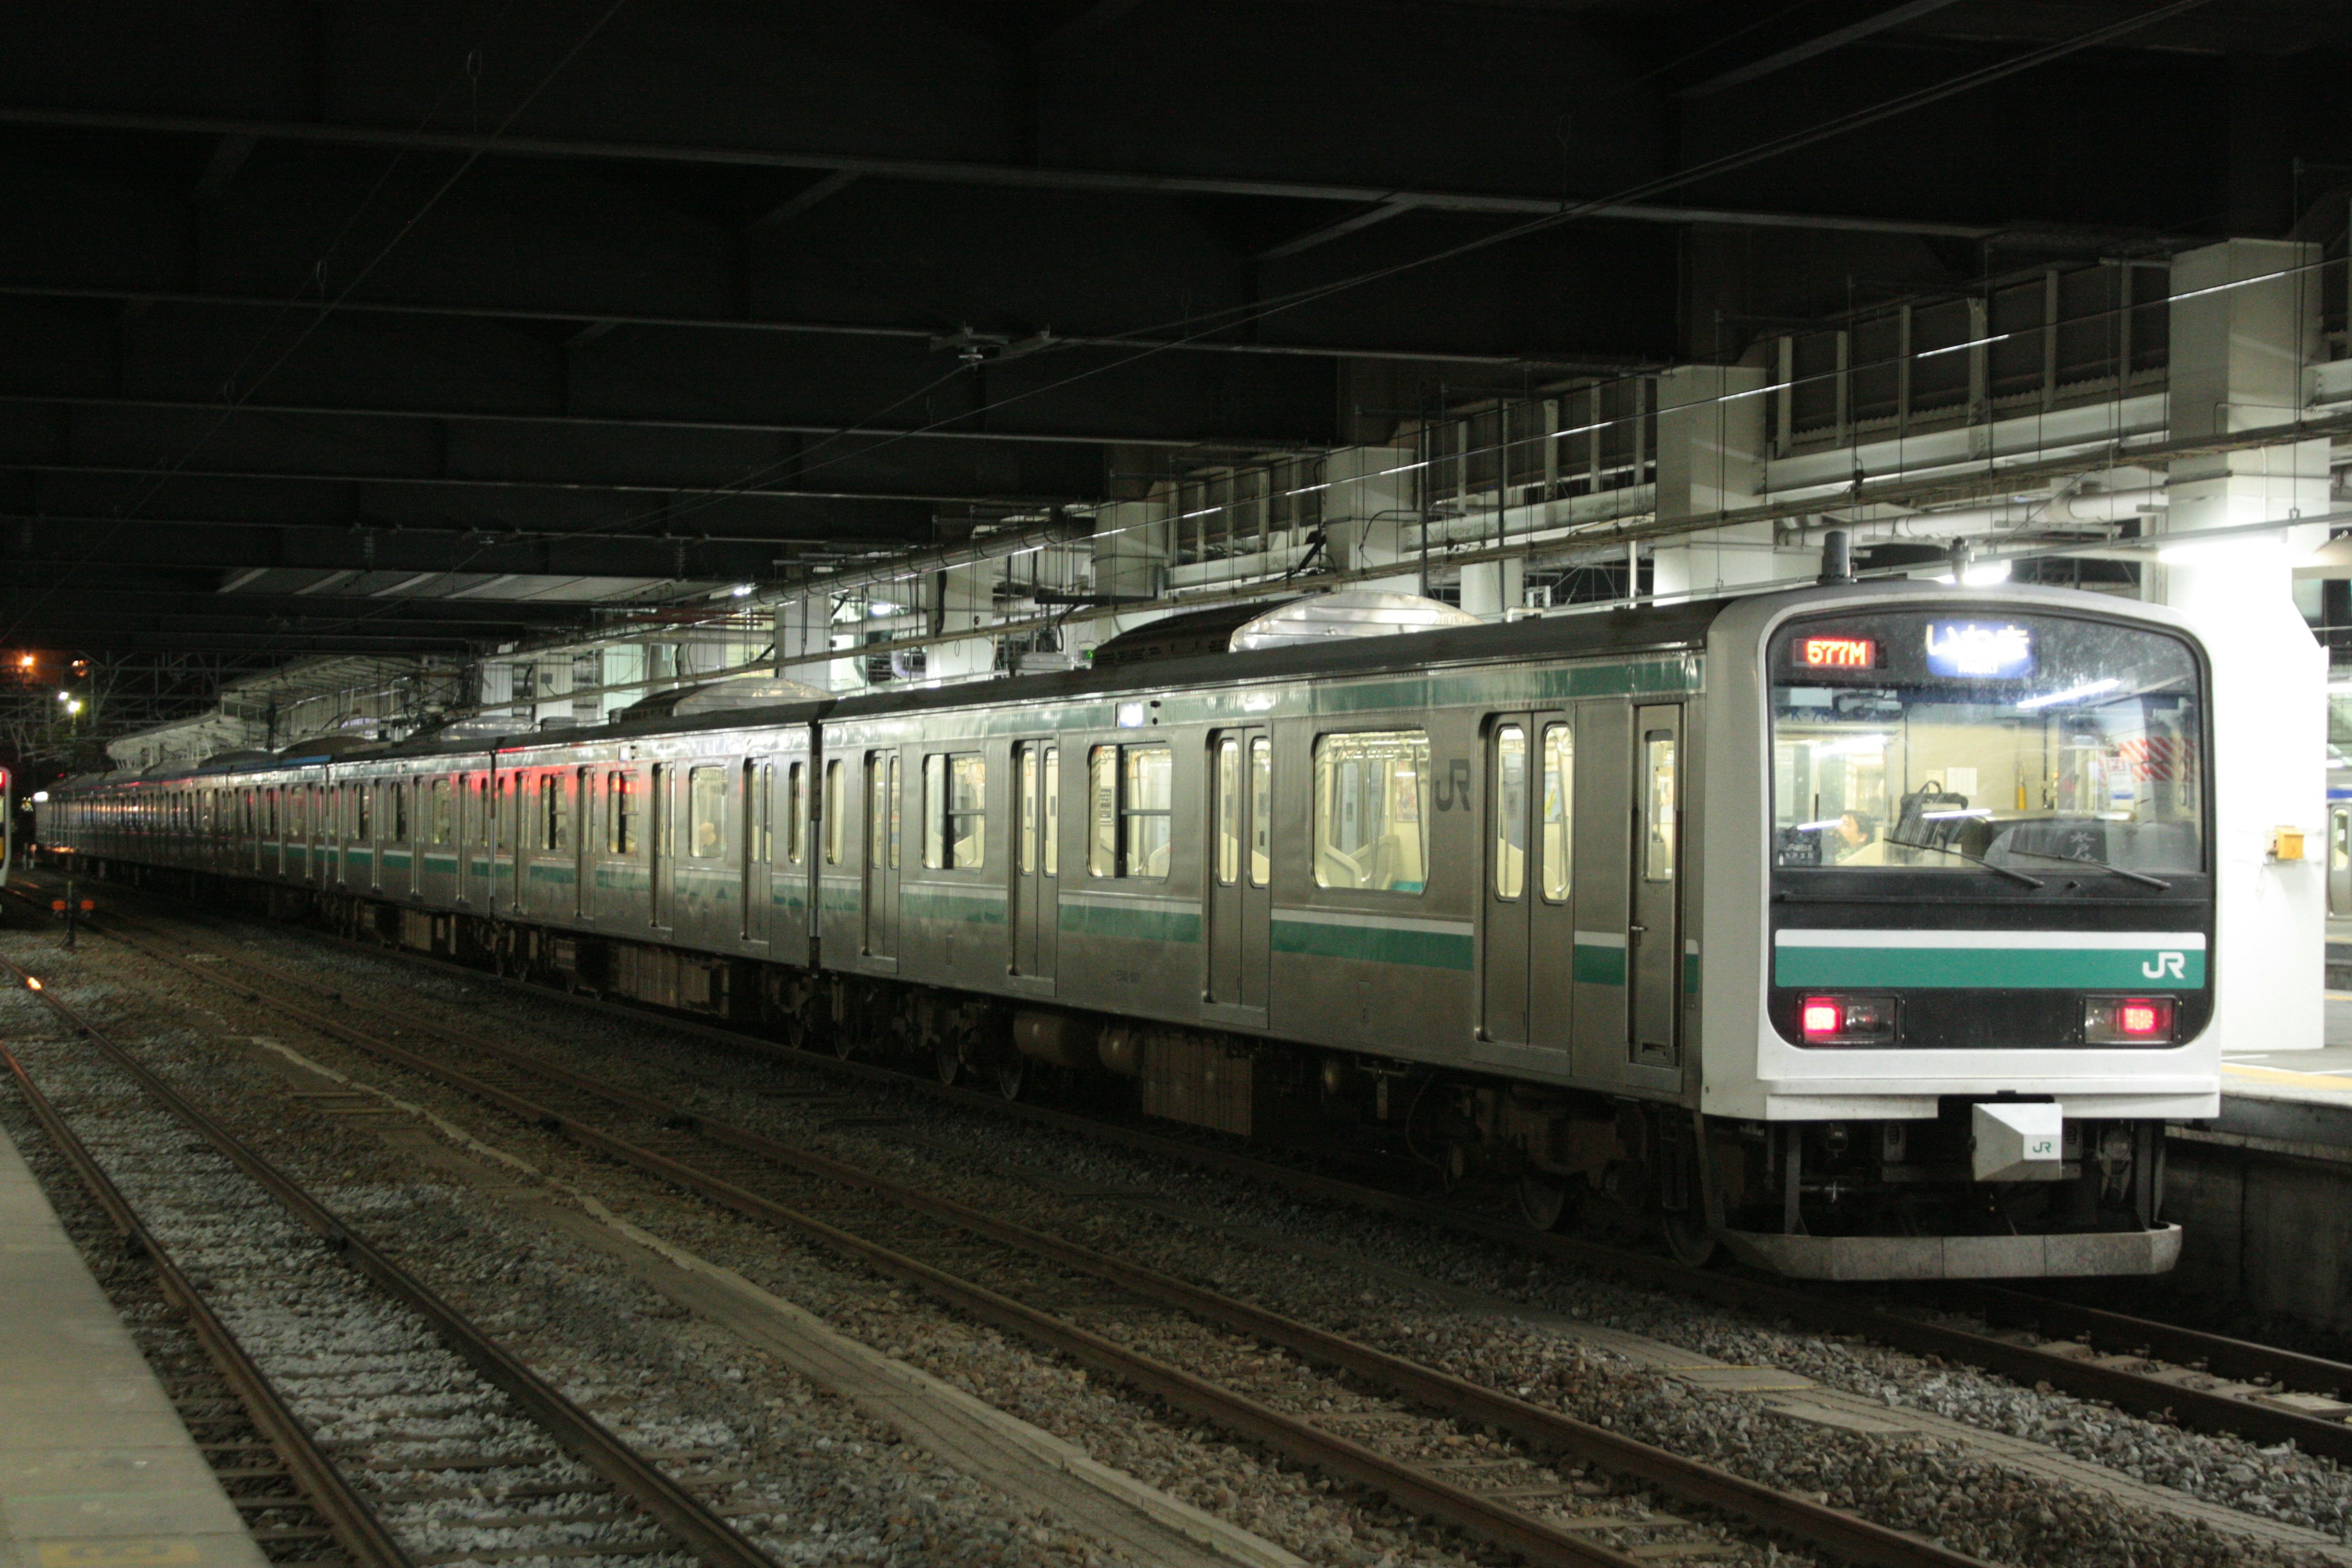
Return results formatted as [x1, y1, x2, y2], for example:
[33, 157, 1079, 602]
[922, 755, 946, 869]
[608, 771, 636, 854]
[786, 762, 807, 865]
[1042, 746, 1059, 877]
[1643, 731, 1676, 883]
[1215, 738, 1240, 886]
[1085, 744, 1171, 879]
[1493, 725, 1526, 900]
[688, 766, 725, 858]
[923, 752, 985, 870]
[824, 760, 845, 865]
[1312, 729, 1429, 894]
[1248, 737, 1270, 888]
[429, 780, 453, 844]
[1088, 747, 1117, 876]
[1540, 722, 1572, 903]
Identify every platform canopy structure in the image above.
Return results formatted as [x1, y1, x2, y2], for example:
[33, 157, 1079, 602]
[4, 1, 2352, 768]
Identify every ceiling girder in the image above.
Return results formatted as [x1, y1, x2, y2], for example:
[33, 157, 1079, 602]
[0, 105, 2070, 243]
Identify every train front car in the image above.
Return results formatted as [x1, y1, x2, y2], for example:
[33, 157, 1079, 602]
[1702, 582, 2214, 1278]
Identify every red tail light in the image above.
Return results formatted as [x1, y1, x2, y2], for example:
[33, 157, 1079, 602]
[1801, 998, 1843, 1038]
[2086, 995, 2176, 1044]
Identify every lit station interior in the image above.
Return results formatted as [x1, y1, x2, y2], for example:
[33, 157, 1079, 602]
[6, 8, 2352, 1568]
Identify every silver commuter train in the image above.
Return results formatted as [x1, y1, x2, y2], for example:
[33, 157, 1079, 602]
[37, 578, 2219, 1278]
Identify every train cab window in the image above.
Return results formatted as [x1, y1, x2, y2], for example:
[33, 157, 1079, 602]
[688, 766, 725, 859]
[1042, 746, 1059, 878]
[1493, 725, 1526, 900]
[824, 760, 845, 866]
[608, 771, 637, 854]
[786, 763, 807, 864]
[1313, 730, 1430, 894]
[1086, 744, 1171, 879]
[1643, 733, 1676, 883]
[922, 753, 986, 870]
[1216, 739, 1241, 886]
[1540, 722, 1572, 902]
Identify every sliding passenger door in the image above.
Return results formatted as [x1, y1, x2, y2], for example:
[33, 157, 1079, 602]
[744, 758, 774, 947]
[1478, 713, 1574, 1060]
[862, 748, 899, 965]
[1628, 704, 1683, 1072]
[1203, 729, 1270, 1016]
[1009, 740, 1059, 984]
[650, 763, 675, 930]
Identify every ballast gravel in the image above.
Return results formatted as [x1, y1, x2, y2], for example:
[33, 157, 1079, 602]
[29, 911, 2352, 1568]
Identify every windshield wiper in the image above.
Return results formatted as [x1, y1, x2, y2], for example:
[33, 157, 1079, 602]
[1880, 837, 2045, 889]
[1992, 845, 2172, 891]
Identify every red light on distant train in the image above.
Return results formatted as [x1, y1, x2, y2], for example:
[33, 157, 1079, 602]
[1798, 636, 1875, 669]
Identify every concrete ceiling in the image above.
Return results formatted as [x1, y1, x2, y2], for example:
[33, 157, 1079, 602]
[0, 0, 2346, 686]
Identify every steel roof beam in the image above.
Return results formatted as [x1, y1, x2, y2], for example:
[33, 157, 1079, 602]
[0, 105, 2075, 242]
[0, 281, 1610, 371]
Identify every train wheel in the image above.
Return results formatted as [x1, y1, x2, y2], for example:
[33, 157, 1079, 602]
[1661, 1210, 1719, 1269]
[1517, 1172, 1576, 1232]
[935, 1045, 960, 1086]
[995, 1056, 1025, 1101]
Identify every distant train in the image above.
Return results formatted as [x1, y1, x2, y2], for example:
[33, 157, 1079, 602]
[37, 578, 2218, 1279]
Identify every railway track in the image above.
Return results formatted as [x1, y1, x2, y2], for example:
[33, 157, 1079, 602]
[200, 892, 2352, 1469]
[9, 895, 2000, 1568]
[0, 942, 783, 1568]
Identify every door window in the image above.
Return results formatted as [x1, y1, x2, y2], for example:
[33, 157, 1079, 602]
[1493, 725, 1526, 900]
[1541, 722, 1573, 902]
[609, 771, 637, 854]
[1042, 745, 1059, 876]
[1020, 747, 1039, 873]
[1248, 737, 1270, 888]
[1216, 738, 1242, 886]
[430, 779, 454, 844]
[786, 762, 807, 864]
[824, 760, 845, 865]
[1644, 731, 1676, 882]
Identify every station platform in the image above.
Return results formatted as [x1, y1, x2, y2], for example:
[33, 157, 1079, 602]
[2194, 992, 2352, 1149]
[0, 1120, 268, 1568]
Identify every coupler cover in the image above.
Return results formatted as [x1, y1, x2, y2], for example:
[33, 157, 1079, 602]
[1971, 1101, 2065, 1182]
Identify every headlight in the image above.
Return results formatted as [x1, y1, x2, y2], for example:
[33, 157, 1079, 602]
[2084, 995, 2176, 1044]
[1798, 993, 1897, 1044]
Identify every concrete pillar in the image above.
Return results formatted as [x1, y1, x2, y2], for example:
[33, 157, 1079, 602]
[1459, 558, 1525, 619]
[773, 595, 834, 690]
[1649, 364, 1812, 598]
[1321, 445, 1419, 594]
[2163, 238, 2328, 1052]
[1093, 497, 1171, 601]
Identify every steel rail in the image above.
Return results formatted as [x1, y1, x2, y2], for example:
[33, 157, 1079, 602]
[0, 1042, 419, 1568]
[36, 880, 2352, 1469]
[0, 947, 779, 1568]
[92, 913, 1989, 1568]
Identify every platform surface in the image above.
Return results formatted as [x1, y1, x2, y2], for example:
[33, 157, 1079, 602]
[2217, 991, 2352, 1109]
[0, 1118, 268, 1568]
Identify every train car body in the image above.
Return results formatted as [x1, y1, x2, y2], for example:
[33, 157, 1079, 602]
[38, 579, 2221, 1278]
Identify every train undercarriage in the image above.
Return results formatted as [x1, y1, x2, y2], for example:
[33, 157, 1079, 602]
[58, 853, 2171, 1275]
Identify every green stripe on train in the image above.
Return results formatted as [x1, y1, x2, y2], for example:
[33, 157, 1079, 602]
[1060, 900, 1202, 944]
[1270, 918, 1470, 971]
[1774, 944, 2204, 990]
[902, 886, 1005, 925]
[1572, 943, 1625, 986]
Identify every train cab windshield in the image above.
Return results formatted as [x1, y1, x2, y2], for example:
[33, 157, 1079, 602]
[1768, 609, 2206, 880]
